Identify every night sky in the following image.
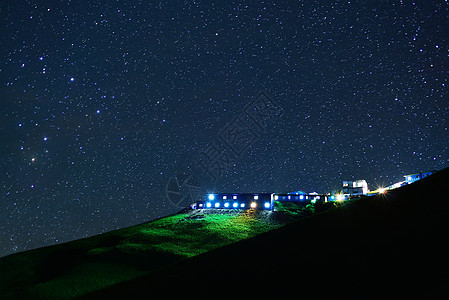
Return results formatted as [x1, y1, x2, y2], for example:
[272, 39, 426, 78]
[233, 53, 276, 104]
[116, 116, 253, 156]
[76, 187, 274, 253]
[1, 1, 448, 257]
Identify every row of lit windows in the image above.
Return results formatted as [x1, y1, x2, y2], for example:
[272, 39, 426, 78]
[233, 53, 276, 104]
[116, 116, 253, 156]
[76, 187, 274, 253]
[208, 194, 260, 201]
[274, 195, 311, 200]
[199, 202, 271, 209]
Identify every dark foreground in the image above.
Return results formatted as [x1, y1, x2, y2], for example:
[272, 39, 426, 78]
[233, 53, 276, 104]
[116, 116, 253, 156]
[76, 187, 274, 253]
[84, 167, 449, 299]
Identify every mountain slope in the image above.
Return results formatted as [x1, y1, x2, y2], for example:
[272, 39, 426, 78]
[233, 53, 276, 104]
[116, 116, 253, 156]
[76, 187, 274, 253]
[0, 209, 283, 299]
[85, 167, 449, 299]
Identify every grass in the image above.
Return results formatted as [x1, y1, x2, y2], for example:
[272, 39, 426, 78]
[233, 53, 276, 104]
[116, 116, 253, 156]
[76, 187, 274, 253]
[0, 208, 284, 299]
[81, 168, 449, 299]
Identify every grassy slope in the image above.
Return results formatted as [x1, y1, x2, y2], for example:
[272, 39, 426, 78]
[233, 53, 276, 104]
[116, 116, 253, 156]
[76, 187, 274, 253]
[85, 167, 449, 299]
[0, 209, 285, 299]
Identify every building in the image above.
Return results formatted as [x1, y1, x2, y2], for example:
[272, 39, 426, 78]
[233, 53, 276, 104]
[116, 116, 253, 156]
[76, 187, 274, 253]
[274, 192, 326, 203]
[197, 193, 274, 210]
[342, 180, 369, 196]
[404, 171, 435, 184]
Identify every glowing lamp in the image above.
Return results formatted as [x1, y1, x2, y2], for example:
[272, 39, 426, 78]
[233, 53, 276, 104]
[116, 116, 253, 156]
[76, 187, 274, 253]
[208, 194, 215, 200]
[264, 202, 270, 208]
[206, 202, 212, 208]
[250, 202, 257, 209]
[233, 203, 238, 208]
[215, 202, 220, 208]
[224, 202, 229, 208]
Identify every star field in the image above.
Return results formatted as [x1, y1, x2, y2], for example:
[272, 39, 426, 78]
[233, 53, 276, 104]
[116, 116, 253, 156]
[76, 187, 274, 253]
[1, 1, 448, 257]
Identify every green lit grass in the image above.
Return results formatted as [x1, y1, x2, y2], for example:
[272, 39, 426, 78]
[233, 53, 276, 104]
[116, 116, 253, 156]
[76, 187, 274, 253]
[0, 209, 282, 299]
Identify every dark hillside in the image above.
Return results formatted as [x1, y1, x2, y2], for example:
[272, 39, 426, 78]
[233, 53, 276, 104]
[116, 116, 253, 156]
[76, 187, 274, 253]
[85, 167, 449, 299]
[0, 208, 282, 298]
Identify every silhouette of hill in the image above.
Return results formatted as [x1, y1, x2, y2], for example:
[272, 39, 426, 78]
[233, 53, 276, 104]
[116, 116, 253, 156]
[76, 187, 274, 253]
[0, 205, 285, 298]
[1, 167, 448, 299]
[84, 167, 449, 299]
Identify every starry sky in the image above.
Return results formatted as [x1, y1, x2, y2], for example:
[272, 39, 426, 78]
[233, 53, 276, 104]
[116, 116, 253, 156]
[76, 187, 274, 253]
[1, 0, 448, 257]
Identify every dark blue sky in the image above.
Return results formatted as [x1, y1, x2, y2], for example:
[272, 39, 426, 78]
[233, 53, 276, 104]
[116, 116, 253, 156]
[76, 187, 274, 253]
[1, 0, 448, 257]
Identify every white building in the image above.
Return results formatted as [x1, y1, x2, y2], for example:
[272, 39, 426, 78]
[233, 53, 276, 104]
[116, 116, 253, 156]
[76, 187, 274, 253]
[342, 180, 369, 196]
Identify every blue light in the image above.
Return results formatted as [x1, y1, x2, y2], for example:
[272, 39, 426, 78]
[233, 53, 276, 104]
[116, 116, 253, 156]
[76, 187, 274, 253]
[206, 202, 212, 208]
[233, 202, 238, 208]
[224, 202, 229, 208]
[215, 202, 220, 208]
[264, 202, 270, 208]
[208, 194, 215, 200]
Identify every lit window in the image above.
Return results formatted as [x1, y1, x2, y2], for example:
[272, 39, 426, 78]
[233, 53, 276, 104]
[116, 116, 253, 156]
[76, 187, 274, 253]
[274, 195, 278, 200]
[264, 202, 270, 208]
[240, 203, 245, 208]
[233, 202, 238, 208]
[224, 202, 229, 208]
[223, 195, 227, 200]
[233, 195, 237, 200]
[254, 195, 259, 200]
[206, 202, 212, 208]
[250, 202, 257, 208]
[288, 195, 291, 200]
[208, 194, 215, 200]
[215, 202, 220, 208]
[199, 203, 203, 207]
[299, 195, 304, 200]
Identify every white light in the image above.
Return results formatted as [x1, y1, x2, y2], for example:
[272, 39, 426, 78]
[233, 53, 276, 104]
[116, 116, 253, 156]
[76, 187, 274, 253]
[233, 202, 238, 208]
[224, 202, 229, 208]
[300, 195, 304, 200]
[379, 188, 386, 194]
[215, 202, 220, 208]
[208, 194, 215, 200]
[199, 203, 203, 207]
[274, 195, 278, 200]
[233, 195, 237, 200]
[264, 202, 270, 208]
[254, 195, 259, 200]
[206, 202, 211, 208]
[250, 202, 257, 209]
[70, 77, 75, 82]
[223, 195, 227, 200]
[336, 194, 345, 202]
[240, 203, 245, 208]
